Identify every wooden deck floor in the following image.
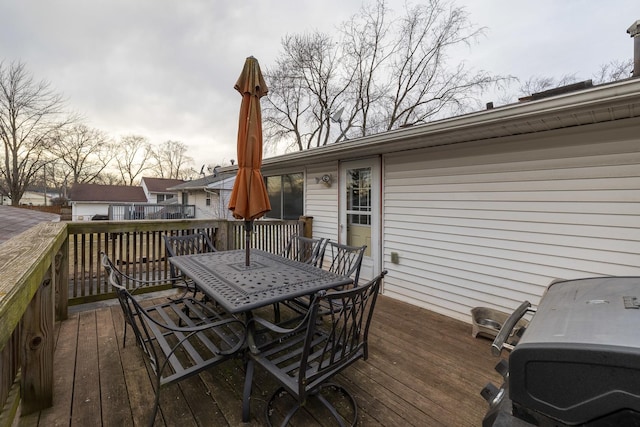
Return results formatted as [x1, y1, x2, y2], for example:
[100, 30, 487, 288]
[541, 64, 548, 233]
[20, 293, 502, 426]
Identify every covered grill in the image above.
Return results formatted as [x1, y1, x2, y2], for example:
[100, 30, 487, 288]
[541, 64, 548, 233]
[482, 276, 640, 426]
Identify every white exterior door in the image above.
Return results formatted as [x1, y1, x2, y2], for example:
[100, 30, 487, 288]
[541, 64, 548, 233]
[339, 158, 381, 283]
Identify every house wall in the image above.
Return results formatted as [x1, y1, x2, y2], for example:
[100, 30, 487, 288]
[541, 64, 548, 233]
[382, 119, 640, 322]
[187, 191, 215, 219]
[185, 190, 235, 220]
[19, 191, 49, 206]
[72, 202, 110, 221]
[140, 180, 152, 203]
[218, 189, 233, 220]
[304, 163, 340, 241]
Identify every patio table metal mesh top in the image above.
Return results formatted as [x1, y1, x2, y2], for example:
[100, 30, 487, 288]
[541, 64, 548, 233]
[168, 249, 353, 313]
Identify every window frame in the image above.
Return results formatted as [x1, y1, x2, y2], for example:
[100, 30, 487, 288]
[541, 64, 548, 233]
[264, 172, 304, 220]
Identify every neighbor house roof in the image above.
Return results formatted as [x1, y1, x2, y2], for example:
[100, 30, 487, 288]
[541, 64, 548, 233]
[141, 177, 186, 193]
[168, 174, 230, 191]
[68, 183, 147, 203]
[0, 205, 60, 245]
[217, 77, 640, 172]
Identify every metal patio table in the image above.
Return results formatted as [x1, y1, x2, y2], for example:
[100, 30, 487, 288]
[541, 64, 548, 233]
[168, 249, 353, 352]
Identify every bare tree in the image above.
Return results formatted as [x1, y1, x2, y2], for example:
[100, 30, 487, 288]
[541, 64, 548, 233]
[516, 76, 560, 98]
[381, 1, 504, 129]
[150, 140, 194, 179]
[49, 124, 113, 187]
[95, 172, 124, 185]
[263, 56, 311, 152]
[340, 0, 391, 138]
[113, 135, 153, 185]
[592, 59, 634, 84]
[0, 61, 73, 205]
[496, 59, 633, 105]
[263, 0, 509, 151]
[263, 32, 353, 151]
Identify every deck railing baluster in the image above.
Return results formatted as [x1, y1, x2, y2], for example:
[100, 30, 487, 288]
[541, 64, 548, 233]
[64, 219, 307, 305]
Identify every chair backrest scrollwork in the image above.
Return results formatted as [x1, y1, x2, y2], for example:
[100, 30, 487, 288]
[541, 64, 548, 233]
[322, 241, 367, 285]
[282, 235, 326, 267]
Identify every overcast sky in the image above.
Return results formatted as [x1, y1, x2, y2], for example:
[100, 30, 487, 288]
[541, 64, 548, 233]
[1, 0, 639, 170]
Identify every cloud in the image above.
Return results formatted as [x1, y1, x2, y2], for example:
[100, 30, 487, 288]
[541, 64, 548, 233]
[1, 0, 639, 168]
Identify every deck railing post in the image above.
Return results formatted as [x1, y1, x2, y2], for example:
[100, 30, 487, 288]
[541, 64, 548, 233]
[21, 266, 55, 414]
[216, 220, 231, 251]
[299, 216, 313, 238]
[0, 222, 66, 423]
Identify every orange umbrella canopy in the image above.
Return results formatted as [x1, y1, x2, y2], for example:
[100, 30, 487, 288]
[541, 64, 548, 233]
[228, 56, 271, 221]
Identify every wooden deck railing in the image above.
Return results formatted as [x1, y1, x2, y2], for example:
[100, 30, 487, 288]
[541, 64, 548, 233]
[0, 222, 68, 426]
[65, 218, 306, 306]
[0, 217, 310, 425]
[66, 219, 226, 306]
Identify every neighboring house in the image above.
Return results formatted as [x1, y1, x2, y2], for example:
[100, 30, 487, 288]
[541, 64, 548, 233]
[168, 174, 236, 220]
[140, 177, 185, 204]
[247, 77, 640, 324]
[20, 191, 45, 206]
[68, 183, 147, 221]
[19, 190, 50, 206]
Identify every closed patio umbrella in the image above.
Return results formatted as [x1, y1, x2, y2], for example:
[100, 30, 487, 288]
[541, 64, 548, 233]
[228, 56, 271, 266]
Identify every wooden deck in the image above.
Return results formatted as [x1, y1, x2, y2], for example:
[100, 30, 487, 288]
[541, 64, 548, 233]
[19, 293, 502, 426]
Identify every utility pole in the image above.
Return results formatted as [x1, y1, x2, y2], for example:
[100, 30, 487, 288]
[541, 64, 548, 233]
[43, 164, 47, 206]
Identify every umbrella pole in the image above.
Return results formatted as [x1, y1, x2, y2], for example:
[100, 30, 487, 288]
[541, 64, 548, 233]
[245, 220, 252, 266]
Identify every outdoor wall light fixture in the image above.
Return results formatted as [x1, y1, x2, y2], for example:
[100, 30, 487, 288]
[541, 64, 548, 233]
[315, 174, 333, 187]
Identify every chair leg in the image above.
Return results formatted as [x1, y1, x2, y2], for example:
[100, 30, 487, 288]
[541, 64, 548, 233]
[316, 383, 357, 427]
[273, 388, 302, 427]
[242, 359, 255, 422]
[273, 303, 281, 324]
[167, 283, 190, 301]
[264, 383, 357, 427]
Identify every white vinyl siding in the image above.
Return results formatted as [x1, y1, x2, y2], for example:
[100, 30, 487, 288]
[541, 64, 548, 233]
[72, 202, 110, 221]
[189, 191, 222, 219]
[382, 124, 640, 322]
[304, 163, 339, 241]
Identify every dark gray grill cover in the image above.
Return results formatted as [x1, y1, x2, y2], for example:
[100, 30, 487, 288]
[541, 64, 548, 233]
[509, 277, 640, 424]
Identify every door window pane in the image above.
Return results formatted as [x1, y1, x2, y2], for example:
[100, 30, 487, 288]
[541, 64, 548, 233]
[346, 168, 371, 256]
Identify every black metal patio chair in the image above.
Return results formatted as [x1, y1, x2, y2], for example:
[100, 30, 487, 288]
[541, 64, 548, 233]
[282, 234, 326, 266]
[321, 241, 366, 286]
[242, 270, 387, 426]
[163, 231, 216, 298]
[101, 252, 246, 426]
[101, 252, 188, 346]
[282, 241, 366, 319]
[274, 235, 327, 322]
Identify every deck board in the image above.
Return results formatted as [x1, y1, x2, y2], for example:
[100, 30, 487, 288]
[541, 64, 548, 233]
[73, 311, 102, 426]
[96, 307, 133, 427]
[25, 293, 503, 426]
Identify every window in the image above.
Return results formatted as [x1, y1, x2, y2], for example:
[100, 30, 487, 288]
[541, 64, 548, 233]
[347, 168, 371, 226]
[205, 195, 211, 206]
[346, 167, 372, 256]
[264, 173, 304, 220]
[157, 194, 174, 203]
